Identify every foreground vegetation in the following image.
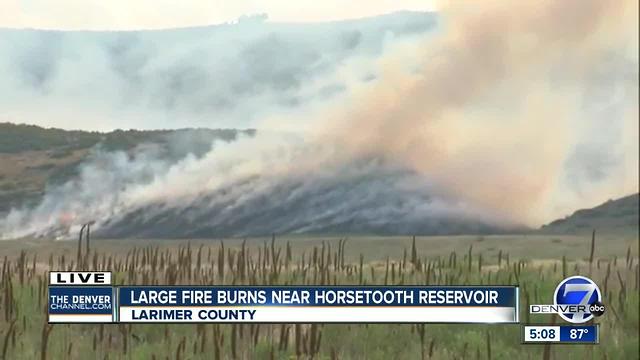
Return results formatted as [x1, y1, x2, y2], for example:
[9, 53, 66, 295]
[0, 234, 638, 359]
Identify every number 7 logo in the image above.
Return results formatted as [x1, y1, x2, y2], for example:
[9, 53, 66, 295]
[554, 276, 602, 323]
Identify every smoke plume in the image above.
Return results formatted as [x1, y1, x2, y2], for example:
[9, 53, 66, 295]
[314, 0, 638, 224]
[0, 3, 637, 239]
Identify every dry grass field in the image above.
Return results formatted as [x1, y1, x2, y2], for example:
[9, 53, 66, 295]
[0, 233, 638, 359]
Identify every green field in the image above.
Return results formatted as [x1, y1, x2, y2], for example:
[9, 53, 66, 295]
[1, 234, 638, 359]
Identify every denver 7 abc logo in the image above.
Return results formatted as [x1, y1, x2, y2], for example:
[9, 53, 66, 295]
[530, 276, 605, 323]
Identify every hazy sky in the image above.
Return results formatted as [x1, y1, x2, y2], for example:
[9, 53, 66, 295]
[0, 0, 437, 30]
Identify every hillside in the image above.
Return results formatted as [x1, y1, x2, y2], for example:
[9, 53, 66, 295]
[0, 122, 254, 214]
[540, 193, 639, 235]
[2, 122, 637, 238]
[0, 122, 521, 239]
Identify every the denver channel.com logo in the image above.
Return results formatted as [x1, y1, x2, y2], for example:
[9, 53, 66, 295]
[530, 276, 606, 323]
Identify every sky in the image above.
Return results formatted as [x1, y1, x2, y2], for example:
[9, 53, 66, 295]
[0, 0, 437, 30]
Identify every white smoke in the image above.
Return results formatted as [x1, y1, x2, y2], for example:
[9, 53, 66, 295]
[0, 12, 435, 130]
[0, 4, 637, 239]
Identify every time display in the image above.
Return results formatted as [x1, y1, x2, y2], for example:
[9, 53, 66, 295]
[523, 326, 561, 342]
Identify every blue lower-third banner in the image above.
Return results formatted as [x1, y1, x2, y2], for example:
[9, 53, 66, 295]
[116, 286, 519, 323]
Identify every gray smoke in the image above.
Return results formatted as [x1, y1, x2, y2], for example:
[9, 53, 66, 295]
[0, 6, 637, 239]
[0, 12, 436, 130]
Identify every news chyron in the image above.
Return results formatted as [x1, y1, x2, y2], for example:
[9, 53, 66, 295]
[47, 270, 606, 345]
[48, 271, 519, 324]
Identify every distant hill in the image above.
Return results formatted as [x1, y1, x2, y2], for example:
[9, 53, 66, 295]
[0, 123, 518, 239]
[2, 122, 636, 238]
[540, 193, 639, 235]
[0, 122, 253, 154]
[0, 122, 254, 214]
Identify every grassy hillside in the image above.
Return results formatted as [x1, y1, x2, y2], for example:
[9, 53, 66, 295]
[0, 122, 254, 214]
[0, 123, 252, 154]
[0, 123, 101, 153]
[540, 193, 639, 235]
[1, 122, 637, 237]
